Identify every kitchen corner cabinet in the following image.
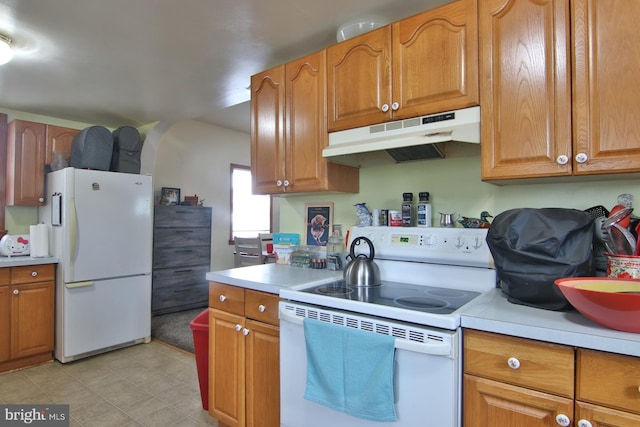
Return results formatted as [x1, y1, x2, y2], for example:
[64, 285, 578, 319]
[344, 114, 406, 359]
[152, 205, 212, 315]
[251, 51, 358, 195]
[6, 120, 47, 206]
[45, 125, 80, 168]
[208, 282, 280, 427]
[0, 264, 55, 373]
[327, 0, 479, 132]
[481, 0, 640, 181]
[463, 329, 640, 427]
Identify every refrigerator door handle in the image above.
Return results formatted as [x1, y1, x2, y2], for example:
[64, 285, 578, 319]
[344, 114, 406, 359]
[68, 197, 77, 282]
[65, 281, 95, 289]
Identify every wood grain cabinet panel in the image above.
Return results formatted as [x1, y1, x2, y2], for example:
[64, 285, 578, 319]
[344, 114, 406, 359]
[152, 205, 211, 315]
[6, 120, 47, 206]
[45, 125, 80, 167]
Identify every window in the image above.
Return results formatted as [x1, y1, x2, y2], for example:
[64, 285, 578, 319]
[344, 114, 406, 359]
[230, 164, 271, 242]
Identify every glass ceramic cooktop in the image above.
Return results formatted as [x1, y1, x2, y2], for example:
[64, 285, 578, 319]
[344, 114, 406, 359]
[300, 280, 481, 315]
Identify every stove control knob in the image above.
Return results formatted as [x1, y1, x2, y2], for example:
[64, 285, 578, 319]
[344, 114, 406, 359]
[424, 235, 438, 247]
[507, 357, 520, 369]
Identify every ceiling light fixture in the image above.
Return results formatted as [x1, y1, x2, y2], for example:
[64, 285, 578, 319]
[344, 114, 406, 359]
[0, 34, 14, 65]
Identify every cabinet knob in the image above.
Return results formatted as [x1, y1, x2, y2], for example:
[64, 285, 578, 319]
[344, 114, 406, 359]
[219, 295, 227, 302]
[32, 271, 38, 277]
[381, 103, 390, 113]
[258, 304, 266, 313]
[391, 101, 399, 111]
[243, 328, 250, 336]
[12, 289, 18, 295]
[555, 414, 571, 426]
[235, 324, 242, 332]
[38, 198, 45, 203]
[283, 180, 290, 187]
[556, 155, 569, 165]
[507, 357, 520, 369]
[276, 180, 283, 187]
[577, 420, 593, 427]
[575, 152, 588, 163]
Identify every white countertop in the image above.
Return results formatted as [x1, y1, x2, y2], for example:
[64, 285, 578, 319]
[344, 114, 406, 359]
[206, 263, 342, 294]
[0, 256, 59, 267]
[206, 264, 640, 357]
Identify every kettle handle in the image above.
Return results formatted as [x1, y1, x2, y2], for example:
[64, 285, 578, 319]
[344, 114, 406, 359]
[349, 236, 375, 260]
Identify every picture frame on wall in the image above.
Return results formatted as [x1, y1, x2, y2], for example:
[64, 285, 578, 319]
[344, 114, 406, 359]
[305, 202, 333, 246]
[160, 187, 181, 205]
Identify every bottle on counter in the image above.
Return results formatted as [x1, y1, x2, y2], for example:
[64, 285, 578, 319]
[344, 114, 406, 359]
[417, 192, 432, 228]
[326, 224, 345, 270]
[402, 193, 414, 227]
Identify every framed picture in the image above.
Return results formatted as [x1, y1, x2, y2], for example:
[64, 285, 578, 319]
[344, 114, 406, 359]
[160, 187, 181, 205]
[305, 202, 333, 246]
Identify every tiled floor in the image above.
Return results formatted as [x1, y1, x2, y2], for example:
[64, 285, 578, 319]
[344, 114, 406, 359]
[0, 340, 219, 427]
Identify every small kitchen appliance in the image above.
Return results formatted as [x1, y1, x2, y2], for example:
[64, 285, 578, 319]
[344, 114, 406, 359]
[0, 234, 30, 256]
[279, 226, 497, 427]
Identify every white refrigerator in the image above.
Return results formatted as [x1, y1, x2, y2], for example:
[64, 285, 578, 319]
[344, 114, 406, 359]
[39, 167, 153, 363]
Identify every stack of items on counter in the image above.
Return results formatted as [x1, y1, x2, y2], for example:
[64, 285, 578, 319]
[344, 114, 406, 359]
[272, 225, 347, 270]
[369, 191, 433, 227]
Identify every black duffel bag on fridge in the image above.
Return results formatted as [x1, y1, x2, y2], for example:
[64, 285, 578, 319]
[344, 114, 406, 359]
[486, 208, 595, 311]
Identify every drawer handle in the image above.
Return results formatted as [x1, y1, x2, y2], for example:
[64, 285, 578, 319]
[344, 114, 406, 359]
[219, 295, 227, 302]
[235, 324, 242, 332]
[173, 289, 190, 293]
[31, 271, 38, 277]
[507, 357, 520, 369]
[258, 304, 266, 313]
[577, 420, 593, 427]
[175, 249, 193, 253]
[243, 328, 250, 336]
[175, 230, 195, 233]
[555, 414, 571, 426]
[12, 289, 18, 295]
[174, 269, 193, 274]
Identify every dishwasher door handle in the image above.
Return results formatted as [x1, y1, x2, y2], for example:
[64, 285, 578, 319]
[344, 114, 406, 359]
[279, 306, 452, 357]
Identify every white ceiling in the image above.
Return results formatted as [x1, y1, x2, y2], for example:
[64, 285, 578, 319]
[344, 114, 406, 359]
[0, 0, 449, 133]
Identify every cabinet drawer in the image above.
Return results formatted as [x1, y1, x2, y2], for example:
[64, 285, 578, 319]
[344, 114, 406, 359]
[11, 265, 55, 285]
[464, 329, 574, 398]
[152, 282, 208, 312]
[0, 268, 9, 285]
[153, 265, 209, 289]
[209, 282, 245, 316]
[153, 227, 211, 248]
[154, 206, 211, 228]
[577, 349, 640, 414]
[153, 246, 210, 269]
[245, 289, 279, 326]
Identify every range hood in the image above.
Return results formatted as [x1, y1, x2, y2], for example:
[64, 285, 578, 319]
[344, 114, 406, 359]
[323, 106, 480, 167]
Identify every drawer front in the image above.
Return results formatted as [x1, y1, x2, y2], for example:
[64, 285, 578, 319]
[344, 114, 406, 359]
[153, 265, 209, 289]
[245, 289, 279, 326]
[464, 329, 574, 398]
[11, 264, 55, 285]
[153, 227, 211, 248]
[153, 246, 210, 269]
[578, 349, 640, 414]
[152, 282, 209, 312]
[0, 268, 10, 285]
[154, 206, 211, 228]
[209, 282, 245, 316]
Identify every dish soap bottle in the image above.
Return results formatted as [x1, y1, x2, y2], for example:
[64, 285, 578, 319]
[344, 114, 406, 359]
[326, 224, 345, 270]
[417, 192, 432, 228]
[402, 193, 414, 227]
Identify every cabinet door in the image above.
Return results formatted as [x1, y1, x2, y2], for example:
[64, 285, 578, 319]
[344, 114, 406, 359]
[251, 65, 286, 194]
[0, 285, 10, 362]
[577, 401, 640, 427]
[464, 375, 574, 427]
[45, 125, 79, 167]
[209, 309, 246, 427]
[10, 281, 54, 359]
[480, 0, 572, 180]
[572, 0, 640, 174]
[392, 0, 479, 120]
[245, 319, 279, 427]
[6, 120, 46, 206]
[327, 26, 392, 131]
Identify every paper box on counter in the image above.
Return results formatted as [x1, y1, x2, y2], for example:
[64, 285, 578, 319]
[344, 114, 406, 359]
[274, 244, 296, 264]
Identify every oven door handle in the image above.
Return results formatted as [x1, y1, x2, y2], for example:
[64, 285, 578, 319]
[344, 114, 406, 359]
[279, 307, 452, 357]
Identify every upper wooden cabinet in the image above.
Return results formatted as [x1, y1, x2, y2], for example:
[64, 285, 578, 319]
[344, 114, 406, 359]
[6, 120, 47, 206]
[45, 125, 80, 168]
[251, 50, 359, 194]
[327, 0, 479, 132]
[481, 0, 640, 181]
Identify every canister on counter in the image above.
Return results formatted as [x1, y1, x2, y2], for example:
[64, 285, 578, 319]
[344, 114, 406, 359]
[389, 210, 402, 226]
[380, 209, 389, 226]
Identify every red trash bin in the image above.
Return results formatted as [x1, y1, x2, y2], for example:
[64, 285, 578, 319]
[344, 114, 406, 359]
[189, 308, 210, 410]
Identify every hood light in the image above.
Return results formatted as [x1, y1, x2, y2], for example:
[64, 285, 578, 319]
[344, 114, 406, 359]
[0, 34, 14, 65]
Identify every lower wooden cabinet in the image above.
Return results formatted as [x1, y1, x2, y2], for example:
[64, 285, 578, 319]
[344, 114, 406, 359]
[0, 264, 55, 373]
[464, 329, 640, 427]
[208, 282, 279, 427]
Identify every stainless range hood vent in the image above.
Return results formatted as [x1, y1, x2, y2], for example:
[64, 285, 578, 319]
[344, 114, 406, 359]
[324, 106, 480, 167]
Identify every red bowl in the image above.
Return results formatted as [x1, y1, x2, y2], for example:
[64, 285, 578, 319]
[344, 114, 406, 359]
[554, 277, 640, 333]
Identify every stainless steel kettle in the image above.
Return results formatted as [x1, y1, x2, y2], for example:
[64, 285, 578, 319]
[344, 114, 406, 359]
[343, 236, 381, 287]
